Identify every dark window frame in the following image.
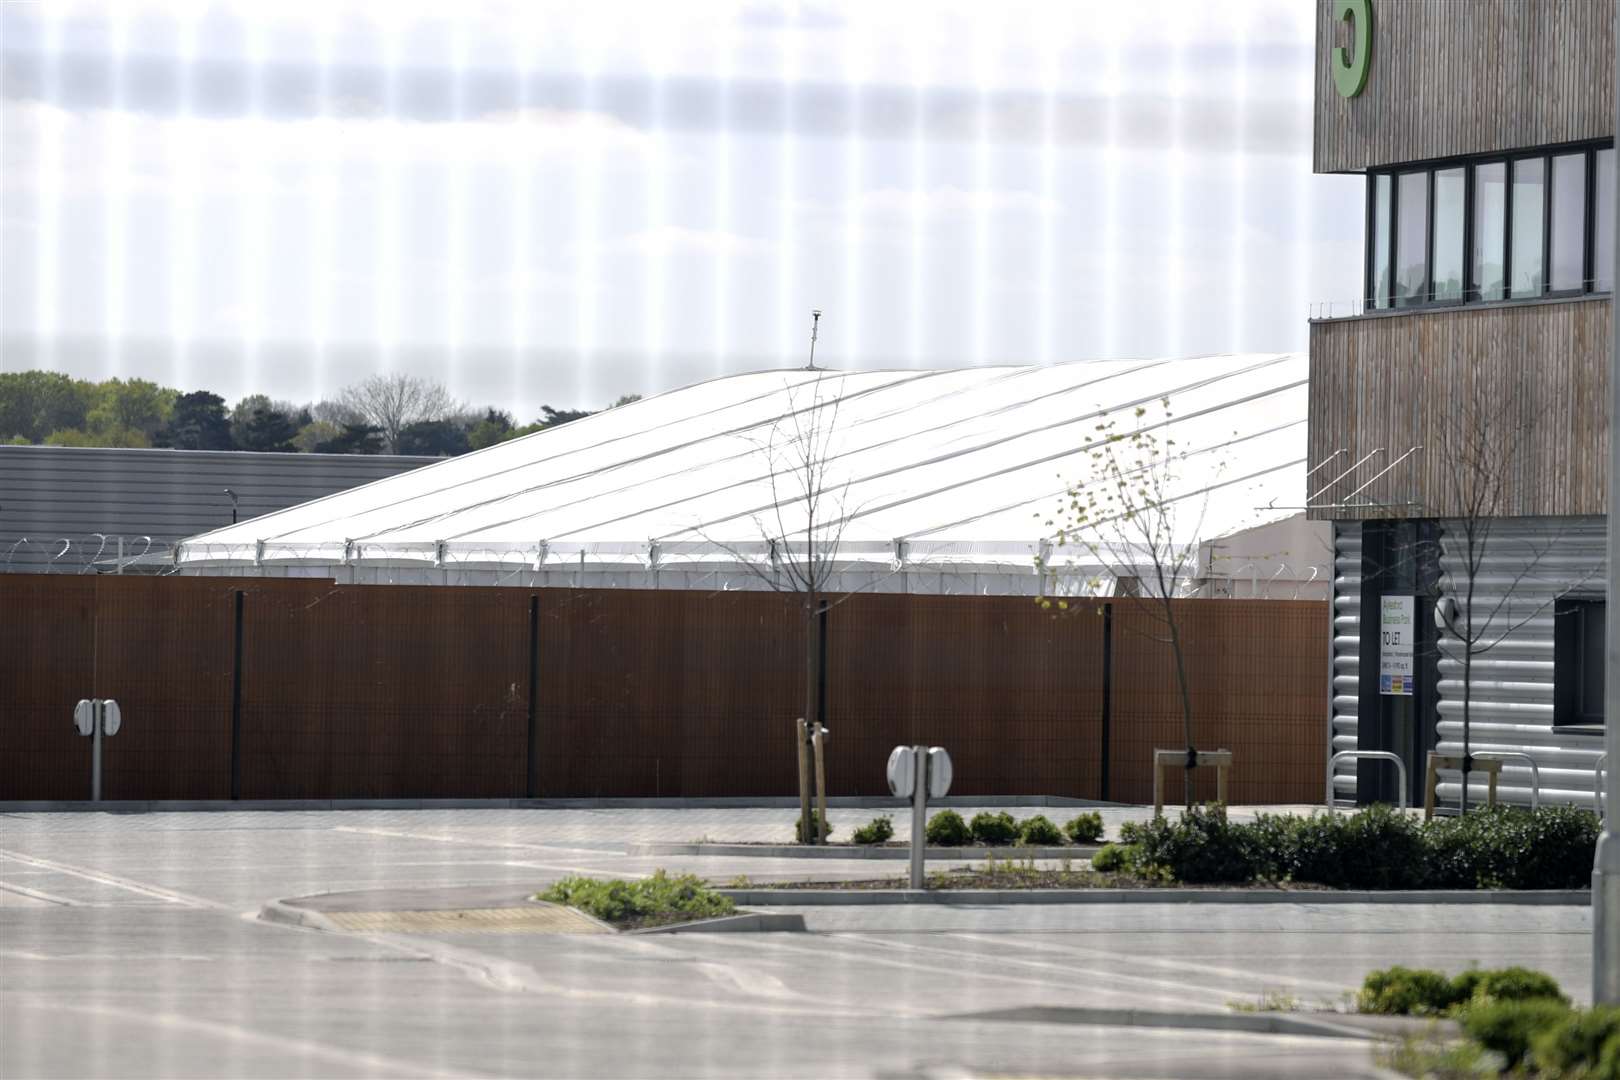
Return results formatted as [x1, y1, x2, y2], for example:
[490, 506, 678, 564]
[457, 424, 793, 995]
[1554, 595, 1607, 731]
[1363, 138, 1614, 312]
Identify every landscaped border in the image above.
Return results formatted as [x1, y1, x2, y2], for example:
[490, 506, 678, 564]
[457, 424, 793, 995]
[717, 887, 1590, 906]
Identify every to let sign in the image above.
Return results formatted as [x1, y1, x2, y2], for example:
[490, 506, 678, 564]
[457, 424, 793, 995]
[1379, 595, 1415, 695]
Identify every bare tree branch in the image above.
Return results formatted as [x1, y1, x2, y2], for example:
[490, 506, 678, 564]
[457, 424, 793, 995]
[338, 373, 463, 454]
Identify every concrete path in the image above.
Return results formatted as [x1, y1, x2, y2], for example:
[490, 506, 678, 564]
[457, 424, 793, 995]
[0, 805, 1592, 1078]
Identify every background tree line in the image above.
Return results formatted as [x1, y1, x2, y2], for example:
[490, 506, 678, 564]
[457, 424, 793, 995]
[0, 371, 638, 456]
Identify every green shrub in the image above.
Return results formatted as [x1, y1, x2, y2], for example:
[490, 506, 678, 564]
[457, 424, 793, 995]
[1064, 811, 1105, 844]
[1090, 843, 1130, 873]
[1332, 803, 1428, 889]
[1121, 805, 1253, 885]
[1529, 1005, 1620, 1079]
[1357, 966, 1461, 1016]
[1017, 814, 1065, 847]
[1460, 997, 1574, 1070]
[1425, 805, 1600, 890]
[926, 810, 971, 846]
[1358, 965, 1570, 1022]
[969, 811, 1019, 847]
[1094, 806, 1596, 891]
[851, 816, 894, 845]
[1452, 965, 1569, 1007]
[794, 814, 833, 843]
[539, 870, 735, 926]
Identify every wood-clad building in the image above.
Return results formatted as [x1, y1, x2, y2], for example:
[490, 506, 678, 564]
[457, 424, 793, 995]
[1310, 0, 1613, 811]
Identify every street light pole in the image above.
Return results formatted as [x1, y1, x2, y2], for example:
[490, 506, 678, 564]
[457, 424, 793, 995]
[1596, 0, 1620, 1006]
[224, 488, 239, 526]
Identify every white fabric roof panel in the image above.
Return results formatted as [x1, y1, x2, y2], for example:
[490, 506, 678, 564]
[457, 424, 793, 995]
[174, 353, 1308, 573]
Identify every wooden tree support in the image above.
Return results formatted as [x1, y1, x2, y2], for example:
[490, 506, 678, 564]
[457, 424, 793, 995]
[795, 718, 812, 843]
[812, 720, 829, 844]
[1423, 751, 1502, 820]
[1152, 748, 1233, 818]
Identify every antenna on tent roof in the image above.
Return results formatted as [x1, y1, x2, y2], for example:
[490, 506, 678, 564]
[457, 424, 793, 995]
[806, 309, 822, 370]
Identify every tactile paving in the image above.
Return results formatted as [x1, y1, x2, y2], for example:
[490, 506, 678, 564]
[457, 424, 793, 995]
[323, 904, 610, 934]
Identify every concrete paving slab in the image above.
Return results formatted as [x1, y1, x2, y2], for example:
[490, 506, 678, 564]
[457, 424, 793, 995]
[0, 805, 1592, 1079]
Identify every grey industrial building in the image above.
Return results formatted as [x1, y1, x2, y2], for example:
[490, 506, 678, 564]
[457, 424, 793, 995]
[0, 444, 432, 575]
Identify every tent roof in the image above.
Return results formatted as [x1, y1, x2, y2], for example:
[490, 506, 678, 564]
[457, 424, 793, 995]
[175, 353, 1308, 570]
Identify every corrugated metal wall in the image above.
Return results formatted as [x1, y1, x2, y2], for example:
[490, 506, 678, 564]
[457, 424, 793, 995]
[1330, 516, 1609, 810]
[0, 445, 432, 574]
[1330, 523, 1362, 800]
[1436, 516, 1608, 808]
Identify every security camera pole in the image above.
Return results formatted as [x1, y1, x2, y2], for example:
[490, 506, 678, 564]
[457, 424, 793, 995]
[1597, 0, 1620, 1005]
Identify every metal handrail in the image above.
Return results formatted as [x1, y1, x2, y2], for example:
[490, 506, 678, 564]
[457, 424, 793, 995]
[1326, 750, 1409, 812]
[1470, 752, 1541, 810]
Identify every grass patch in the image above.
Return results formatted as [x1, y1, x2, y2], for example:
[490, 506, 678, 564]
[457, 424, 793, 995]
[1226, 991, 1303, 1014]
[538, 870, 736, 931]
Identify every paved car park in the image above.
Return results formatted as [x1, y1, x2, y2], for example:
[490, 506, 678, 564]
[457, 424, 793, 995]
[0, 806, 1595, 1078]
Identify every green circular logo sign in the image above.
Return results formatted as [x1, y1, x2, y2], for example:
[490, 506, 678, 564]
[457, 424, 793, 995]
[1333, 0, 1372, 99]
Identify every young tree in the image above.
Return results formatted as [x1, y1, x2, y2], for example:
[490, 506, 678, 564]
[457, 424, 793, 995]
[338, 373, 461, 453]
[1040, 398, 1225, 812]
[1428, 371, 1575, 814]
[689, 369, 862, 843]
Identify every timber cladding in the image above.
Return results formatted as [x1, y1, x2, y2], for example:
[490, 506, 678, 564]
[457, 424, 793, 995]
[1308, 297, 1610, 519]
[0, 576, 1327, 804]
[1315, 0, 1614, 174]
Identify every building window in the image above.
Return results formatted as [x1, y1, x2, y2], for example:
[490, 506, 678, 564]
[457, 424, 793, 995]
[1554, 598, 1605, 729]
[1550, 153, 1586, 293]
[1360, 140, 1613, 315]
[1511, 157, 1545, 297]
[1597, 148, 1615, 292]
[1370, 174, 1392, 308]
[1473, 161, 1507, 301]
[1432, 167, 1465, 302]
[1395, 171, 1429, 306]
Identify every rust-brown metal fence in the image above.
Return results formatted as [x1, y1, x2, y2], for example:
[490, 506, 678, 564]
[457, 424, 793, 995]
[1, 575, 1327, 803]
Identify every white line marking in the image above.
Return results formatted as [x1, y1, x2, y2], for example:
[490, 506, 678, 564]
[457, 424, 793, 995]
[330, 827, 618, 874]
[952, 931, 1351, 995]
[833, 932, 1242, 1006]
[0, 849, 221, 910]
[6, 998, 485, 1079]
[0, 880, 78, 906]
[693, 932, 1204, 1009]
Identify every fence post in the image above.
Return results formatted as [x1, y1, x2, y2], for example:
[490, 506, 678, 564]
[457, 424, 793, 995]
[1100, 601, 1113, 801]
[230, 590, 244, 800]
[526, 594, 539, 798]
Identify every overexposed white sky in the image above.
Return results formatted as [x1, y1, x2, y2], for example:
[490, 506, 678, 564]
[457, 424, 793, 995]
[0, 0, 1363, 419]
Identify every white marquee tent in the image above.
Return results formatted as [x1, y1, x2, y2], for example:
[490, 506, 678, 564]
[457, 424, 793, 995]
[174, 353, 1309, 595]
